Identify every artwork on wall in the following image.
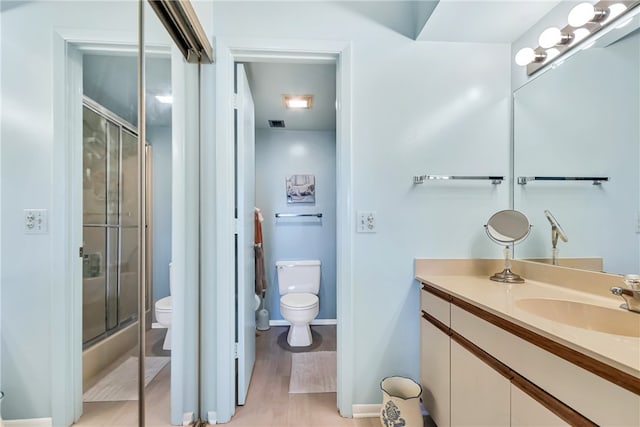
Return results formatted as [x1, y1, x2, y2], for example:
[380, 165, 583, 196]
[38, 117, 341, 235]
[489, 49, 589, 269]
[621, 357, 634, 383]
[286, 174, 315, 204]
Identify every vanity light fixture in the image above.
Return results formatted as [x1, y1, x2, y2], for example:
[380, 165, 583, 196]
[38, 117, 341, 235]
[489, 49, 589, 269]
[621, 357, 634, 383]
[538, 27, 574, 48]
[514, 47, 546, 66]
[516, 0, 640, 75]
[568, 2, 609, 27]
[603, 3, 628, 24]
[283, 95, 313, 109]
[572, 28, 592, 43]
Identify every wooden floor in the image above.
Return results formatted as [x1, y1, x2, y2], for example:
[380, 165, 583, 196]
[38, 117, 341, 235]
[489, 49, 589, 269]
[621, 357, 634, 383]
[74, 325, 380, 426]
[227, 326, 379, 427]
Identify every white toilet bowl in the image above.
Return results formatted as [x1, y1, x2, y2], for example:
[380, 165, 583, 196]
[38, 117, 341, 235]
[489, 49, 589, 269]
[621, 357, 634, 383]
[280, 293, 319, 347]
[155, 295, 172, 350]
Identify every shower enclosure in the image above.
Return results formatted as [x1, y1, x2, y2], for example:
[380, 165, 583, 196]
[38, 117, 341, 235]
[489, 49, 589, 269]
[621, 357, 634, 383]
[82, 97, 152, 348]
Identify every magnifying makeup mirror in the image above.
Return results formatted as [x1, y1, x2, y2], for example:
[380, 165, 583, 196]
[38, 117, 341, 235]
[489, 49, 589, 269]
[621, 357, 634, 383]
[485, 210, 531, 283]
[544, 210, 568, 266]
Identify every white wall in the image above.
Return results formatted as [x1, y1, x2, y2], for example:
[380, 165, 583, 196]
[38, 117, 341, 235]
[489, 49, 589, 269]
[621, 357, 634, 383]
[211, 1, 511, 411]
[255, 129, 337, 321]
[0, 0, 172, 421]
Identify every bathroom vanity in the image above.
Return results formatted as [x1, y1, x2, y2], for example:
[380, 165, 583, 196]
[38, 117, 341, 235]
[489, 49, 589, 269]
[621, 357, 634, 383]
[416, 259, 640, 426]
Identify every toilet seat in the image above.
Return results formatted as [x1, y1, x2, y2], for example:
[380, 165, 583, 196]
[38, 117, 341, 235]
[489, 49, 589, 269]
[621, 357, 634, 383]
[156, 296, 172, 312]
[280, 293, 318, 310]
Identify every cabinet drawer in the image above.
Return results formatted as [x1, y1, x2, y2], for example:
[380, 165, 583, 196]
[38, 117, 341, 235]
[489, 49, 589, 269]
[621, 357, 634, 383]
[421, 284, 450, 326]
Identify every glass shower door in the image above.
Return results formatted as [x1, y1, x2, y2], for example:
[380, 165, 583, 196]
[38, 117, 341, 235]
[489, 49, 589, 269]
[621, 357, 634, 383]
[119, 129, 139, 323]
[82, 102, 142, 346]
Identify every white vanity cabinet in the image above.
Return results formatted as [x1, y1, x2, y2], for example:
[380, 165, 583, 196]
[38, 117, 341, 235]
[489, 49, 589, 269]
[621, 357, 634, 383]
[418, 281, 636, 426]
[450, 339, 510, 426]
[510, 385, 568, 427]
[420, 291, 450, 427]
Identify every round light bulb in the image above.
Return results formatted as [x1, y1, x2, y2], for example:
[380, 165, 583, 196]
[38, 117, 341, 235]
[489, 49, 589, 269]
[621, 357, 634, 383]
[515, 47, 535, 66]
[568, 2, 596, 27]
[572, 28, 591, 44]
[546, 48, 561, 61]
[539, 27, 562, 48]
[604, 3, 628, 24]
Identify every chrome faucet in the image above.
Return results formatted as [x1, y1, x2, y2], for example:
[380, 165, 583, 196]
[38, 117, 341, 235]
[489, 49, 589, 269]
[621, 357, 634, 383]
[610, 287, 640, 313]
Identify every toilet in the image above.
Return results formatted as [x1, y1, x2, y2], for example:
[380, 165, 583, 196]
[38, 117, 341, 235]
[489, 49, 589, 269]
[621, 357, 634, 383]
[154, 263, 173, 351]
[277, 260, 321, 347]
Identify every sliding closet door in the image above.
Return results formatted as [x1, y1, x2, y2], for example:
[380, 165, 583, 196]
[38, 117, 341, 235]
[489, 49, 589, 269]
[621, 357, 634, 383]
[82, 107, 108, 343]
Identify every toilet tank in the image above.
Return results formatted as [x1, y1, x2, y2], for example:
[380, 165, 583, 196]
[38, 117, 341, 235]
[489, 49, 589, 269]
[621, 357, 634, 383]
[276, 260, 321, 295]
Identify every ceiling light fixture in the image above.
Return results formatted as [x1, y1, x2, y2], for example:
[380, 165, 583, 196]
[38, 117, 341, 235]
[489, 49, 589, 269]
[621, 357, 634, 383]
[283, 95, 313, 109]
[155, 95, 173, 104]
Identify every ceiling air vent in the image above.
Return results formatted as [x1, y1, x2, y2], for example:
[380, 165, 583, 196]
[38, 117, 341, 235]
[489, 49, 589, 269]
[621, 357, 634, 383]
[268, 120, 285, 128]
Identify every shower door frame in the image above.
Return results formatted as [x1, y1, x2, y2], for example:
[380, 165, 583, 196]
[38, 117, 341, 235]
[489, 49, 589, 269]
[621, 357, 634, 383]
[81, 96, 153, 349]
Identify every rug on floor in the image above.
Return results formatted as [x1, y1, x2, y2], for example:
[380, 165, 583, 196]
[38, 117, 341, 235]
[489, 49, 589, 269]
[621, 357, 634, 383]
[289, 350, 336, 394]
[83, 356, 170, 402]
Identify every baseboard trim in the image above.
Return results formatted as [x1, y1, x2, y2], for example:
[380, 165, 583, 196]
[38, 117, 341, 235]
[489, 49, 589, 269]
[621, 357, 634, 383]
[269, 318, 337, 326]
[1, 418, 53, 426]
[352, 404, 380, 418]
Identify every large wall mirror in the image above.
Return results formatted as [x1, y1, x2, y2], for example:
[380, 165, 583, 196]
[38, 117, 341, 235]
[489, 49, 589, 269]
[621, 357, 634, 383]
[513, 11, 640, 275]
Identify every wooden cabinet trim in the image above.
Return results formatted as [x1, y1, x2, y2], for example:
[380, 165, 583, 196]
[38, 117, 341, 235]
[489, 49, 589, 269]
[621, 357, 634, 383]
[421, 283, 452, 303]
[511, 374, 598, 427]
[422, 311, 450, 336]
[420, 281, 640, 396]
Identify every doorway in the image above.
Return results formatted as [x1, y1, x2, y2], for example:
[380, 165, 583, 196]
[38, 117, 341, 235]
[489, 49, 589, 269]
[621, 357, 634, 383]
[211, 39, 354, 423]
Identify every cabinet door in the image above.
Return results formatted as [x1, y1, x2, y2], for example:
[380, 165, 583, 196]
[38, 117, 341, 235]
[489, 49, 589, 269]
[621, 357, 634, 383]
[451, 340, 510, 427]
[421, 318, 450, 427]
[511, 385, 569, 427]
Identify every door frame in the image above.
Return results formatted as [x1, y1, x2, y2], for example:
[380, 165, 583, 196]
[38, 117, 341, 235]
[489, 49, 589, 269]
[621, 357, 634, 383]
[209, 37, 353, 423]
[53, 30, 194, 426]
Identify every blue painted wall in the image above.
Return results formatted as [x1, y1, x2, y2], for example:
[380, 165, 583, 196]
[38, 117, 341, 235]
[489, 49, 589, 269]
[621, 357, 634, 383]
[255, 128, 336, 320]
[147, 126, 172, 309]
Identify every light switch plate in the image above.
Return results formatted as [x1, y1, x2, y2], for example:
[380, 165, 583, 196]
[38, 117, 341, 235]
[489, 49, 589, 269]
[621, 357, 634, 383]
[24, 209, 48, 234]
[357, 211, 376, 233]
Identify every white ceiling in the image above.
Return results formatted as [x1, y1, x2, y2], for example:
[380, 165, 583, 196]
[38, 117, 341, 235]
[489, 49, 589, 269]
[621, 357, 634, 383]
[244, 62, 336, 131]
[242, 1, 563, 132]
[417, 0, 563, 42]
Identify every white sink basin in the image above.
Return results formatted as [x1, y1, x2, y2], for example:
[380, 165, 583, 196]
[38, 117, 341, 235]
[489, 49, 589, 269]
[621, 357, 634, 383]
[515, 298, 640, 338]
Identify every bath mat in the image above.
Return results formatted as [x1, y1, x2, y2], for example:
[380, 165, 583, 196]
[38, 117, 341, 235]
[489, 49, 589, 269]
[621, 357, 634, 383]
[83, 356, 169, 402]
[289, 351, 336, 394]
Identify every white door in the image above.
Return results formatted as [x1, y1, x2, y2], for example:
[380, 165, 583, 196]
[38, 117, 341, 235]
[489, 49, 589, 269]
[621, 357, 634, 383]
[236, 63, 256, 405]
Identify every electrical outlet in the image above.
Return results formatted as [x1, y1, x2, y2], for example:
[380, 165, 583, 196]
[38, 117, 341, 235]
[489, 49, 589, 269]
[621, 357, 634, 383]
[357, 211, 376, 233]
[24, 209, 48, 234]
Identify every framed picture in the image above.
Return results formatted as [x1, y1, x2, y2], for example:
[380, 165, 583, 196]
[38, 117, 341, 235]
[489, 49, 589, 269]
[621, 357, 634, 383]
[286, 174, 315, 204]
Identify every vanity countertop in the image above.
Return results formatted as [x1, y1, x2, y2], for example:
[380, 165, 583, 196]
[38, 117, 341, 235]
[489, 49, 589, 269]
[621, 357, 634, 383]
[416, 272, 640, 380]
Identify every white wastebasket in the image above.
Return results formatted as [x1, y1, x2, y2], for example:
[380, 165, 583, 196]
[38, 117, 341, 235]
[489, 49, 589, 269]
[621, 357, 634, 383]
[380, 376, 422, 427]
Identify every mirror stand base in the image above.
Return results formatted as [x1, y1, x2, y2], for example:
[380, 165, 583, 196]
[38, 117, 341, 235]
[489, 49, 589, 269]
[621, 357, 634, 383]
[490, 268, 525, 283]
